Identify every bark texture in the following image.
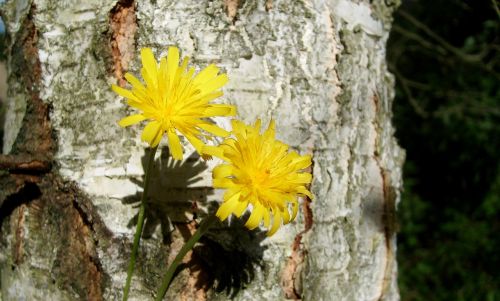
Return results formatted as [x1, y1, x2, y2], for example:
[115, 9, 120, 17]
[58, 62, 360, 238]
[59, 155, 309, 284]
[0, 0, 403, 300]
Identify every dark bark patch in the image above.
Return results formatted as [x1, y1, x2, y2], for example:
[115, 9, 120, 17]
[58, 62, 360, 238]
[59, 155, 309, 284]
[0, 4, 111, 297]
[377, 168, 398, 301]
[9, 4, 54, 162]
[51, 190, 103, 300]
[0, 181, 40, 229]
[0, 155, 51, 174]
[0, 174, 110, 299]
[36, 175, 110, 300]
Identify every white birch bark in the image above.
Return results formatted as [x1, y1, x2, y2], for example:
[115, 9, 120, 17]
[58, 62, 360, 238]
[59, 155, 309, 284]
[0, 0, 404, 300]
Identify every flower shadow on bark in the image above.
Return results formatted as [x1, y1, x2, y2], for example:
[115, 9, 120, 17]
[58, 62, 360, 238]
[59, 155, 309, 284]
[184, 206, 267, 298]
[122, 146, 267, 297]
[122, 146, 211, 243]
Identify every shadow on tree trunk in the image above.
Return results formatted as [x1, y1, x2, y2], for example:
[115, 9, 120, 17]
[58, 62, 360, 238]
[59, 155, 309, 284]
[121, 146, 267, 298]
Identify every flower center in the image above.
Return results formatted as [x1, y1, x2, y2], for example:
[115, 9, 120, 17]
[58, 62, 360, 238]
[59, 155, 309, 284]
[154, 104, 176, 129]
[249, 168, 271, 190]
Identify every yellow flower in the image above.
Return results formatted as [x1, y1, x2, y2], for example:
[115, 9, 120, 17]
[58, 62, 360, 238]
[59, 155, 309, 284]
[112, 47, 236, 160]
[204, 119, 313, 236]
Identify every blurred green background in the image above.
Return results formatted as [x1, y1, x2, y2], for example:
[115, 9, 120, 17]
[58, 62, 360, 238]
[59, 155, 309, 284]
[387, 0, 500, 300]
[0, 0, 499, 300]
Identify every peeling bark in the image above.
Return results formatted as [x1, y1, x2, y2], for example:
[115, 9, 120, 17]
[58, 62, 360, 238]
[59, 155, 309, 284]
[1, 2, 110, 299]
[282, 164, 314, 300]
[1, 1, 403, 300]
[265, 0, 273, 11]
[223, 0, 241, 23]
[109, 0, 137, 86]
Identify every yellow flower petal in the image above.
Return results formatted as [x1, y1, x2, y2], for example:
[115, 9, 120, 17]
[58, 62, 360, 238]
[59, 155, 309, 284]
[141, 68, 156, 92]
[292, 173, 313, 184]
[233, 199, 248, 217]
[216, 192, 241, 221]
[159, 57, 167, 83]
[268, 208, 282, 236]
[245, 202, 264, 230]
[118, 114, 147, 127]
[199, 74, 228, 94]
[184, 134, 205, 154]
[262, 206, 270, 228]
[282, 207, 291, 224]
[198, 123, 230, 137]
[151, 128, 163, 147]
[141, 48, 158, 81]
[112, 85, 140, 102]
[223, 187, 240, 201]
[290, 200, 299, 222]
[297, 186, 314, 199]
[231, 120, 248, 139]
[167, 129, 183, 160]
[253, 119, 262, 132]
[292, 155, 312, 170]
[204, 104, 236, 117]
[167, 46, 180, 89]
[202, 145, 226, 160]
[263, 119, 275, 140]
[193, 64, 219, 85]
[213, 178, 235, 188]
[141, 121, 162, 146]
[213, 164, 232, 179]
[188, 91, 224, 105]
[124, 73, 146, 91]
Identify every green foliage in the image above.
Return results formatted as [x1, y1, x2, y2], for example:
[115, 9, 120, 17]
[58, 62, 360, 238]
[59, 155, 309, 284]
[388, 0, 500, 300]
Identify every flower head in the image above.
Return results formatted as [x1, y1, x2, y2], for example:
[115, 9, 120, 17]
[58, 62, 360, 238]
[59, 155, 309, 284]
[112, 47, 236, 160]
[204, 119, 313, 236]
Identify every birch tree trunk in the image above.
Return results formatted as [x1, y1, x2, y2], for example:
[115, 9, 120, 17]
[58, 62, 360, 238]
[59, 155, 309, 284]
[0, 0, 404, 300]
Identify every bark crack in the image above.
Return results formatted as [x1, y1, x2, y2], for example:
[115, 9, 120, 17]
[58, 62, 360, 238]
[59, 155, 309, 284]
[282, 159, 314, 300]
[0, 155, 51, 173]
[371, 92, 398, 301]
[71, 192, 113, 252]
[376, 165, 397, 301]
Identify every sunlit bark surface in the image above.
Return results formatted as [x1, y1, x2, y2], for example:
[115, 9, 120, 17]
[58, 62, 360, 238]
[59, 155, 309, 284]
[0, 1, 403, 300]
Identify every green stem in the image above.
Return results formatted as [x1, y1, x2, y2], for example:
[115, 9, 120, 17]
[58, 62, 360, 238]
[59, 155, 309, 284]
[122, 146, 158, 301]
[155, 214, 218, 301]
